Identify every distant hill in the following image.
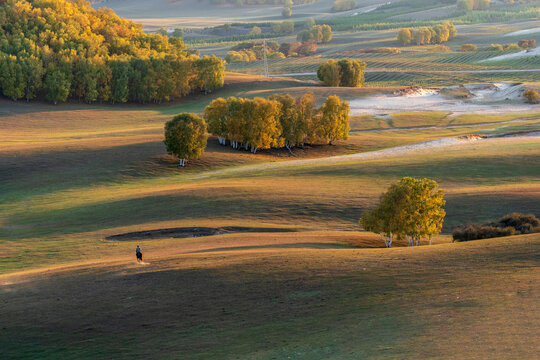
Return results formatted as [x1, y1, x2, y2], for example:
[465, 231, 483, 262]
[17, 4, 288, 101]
[0, 0, 224, 103]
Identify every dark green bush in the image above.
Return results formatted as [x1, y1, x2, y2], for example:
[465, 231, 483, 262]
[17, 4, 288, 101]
[453, 213, 540, 242]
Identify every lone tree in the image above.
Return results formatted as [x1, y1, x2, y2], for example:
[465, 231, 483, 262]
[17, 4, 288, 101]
[360, 177, 445, 247]
[164, 113, 207, 167]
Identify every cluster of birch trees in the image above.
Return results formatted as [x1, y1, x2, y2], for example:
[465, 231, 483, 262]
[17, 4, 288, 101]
[204, 94, 350, 153]
[397, 22, 457, 45]
[0, 0, 224, 103]
[360, 177, 446, 248]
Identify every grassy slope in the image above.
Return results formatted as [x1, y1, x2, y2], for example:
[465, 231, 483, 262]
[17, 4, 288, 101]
[0, 233, 538, 359]
[0, 72, 539, 358]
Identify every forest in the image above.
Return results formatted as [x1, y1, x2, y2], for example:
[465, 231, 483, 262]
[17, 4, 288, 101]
[0, 0, 224, 103]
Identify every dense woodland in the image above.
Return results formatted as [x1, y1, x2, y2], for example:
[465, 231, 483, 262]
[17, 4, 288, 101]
[0, 0, 225, 103]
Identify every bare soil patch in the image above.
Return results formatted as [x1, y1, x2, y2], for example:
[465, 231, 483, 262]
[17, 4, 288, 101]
[106, 226, 298, 241]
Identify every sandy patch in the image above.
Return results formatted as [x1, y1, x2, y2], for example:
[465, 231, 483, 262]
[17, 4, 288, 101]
[481, 47, 540, 62]
[349, 83, 534, 115]
[504, 28, 540, 37]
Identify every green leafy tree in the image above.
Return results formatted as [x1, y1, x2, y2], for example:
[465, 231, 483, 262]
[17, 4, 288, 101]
[360, 177, 445, 247]
[318, 58, 365, 87]
[316, 95, 349, 145]
[164, 113, 207, 167]
[337, 58, 366, 87]
[317, 59, 341, 86]
[44, 70, 71, 104]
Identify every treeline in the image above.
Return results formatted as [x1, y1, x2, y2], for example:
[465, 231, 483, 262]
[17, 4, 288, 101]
[208, 0, 316, 5]
[453, 213, 539, 242]
[225, 40, 317, 63]
[397, 22, 457, 45]
[332, 0, 356, 11]
[0, 0, 224, 103]
[317, 58, 366, 87]
[205, 94, 350, 153]
[457, 0, 490, 10]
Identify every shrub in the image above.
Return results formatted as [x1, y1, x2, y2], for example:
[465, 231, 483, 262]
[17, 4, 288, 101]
[250, 26, 262, 35]
[453, 212, 540, 242]
[429, 44, 451, 52]
[486, 43, 504, 51]
[282, 6, 292, 18]
[518, 39, 536, 49]
[459, 43, 478, 51]
[504, 43, 521, 51]
[523, 89, 540, 104]
[453, 224, 515, 242]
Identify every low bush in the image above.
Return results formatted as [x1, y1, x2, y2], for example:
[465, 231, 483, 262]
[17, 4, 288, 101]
[459, 44, 477, 51]
[518, 39, 536, 49]
[453, 212, 540, 242]
[523, 89, 540, 104]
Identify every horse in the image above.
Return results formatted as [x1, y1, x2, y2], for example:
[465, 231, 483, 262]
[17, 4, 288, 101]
[136, 251, 143, 262]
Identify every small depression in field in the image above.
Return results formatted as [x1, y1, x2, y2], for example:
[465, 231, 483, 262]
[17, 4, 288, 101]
[106, 227, 297, 241]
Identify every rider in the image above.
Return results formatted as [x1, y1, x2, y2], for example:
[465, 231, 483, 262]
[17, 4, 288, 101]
[136, 245, 142, 260]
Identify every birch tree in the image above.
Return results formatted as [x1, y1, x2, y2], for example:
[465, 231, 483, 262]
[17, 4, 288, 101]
[205, 97, 229, 145]
[164, 113, 207, 167]
[270, 94, 307, 150]
[360, 177, 445, 247]
[316, 95, 350, 145]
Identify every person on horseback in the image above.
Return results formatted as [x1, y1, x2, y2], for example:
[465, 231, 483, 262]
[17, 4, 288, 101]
[136, 245, 142, 262]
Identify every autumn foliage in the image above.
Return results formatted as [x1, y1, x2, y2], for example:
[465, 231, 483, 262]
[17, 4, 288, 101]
[0, 0, 224, 103]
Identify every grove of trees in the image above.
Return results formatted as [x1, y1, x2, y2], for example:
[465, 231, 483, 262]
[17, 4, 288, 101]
[360, 177, 446, 247]
[332, 0, 356, 11]
[164, 113, 207, 167]
[225, 40, 317, 63]
[317, 58, 366, 87]
[397, 22, 457, 45]
[297, 25, 333, 44]
[204, 94, 350, 153]
[0, 0, 225, 103]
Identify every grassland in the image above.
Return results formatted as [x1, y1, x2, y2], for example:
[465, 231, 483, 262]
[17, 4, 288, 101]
[1, 72, 539, 272]
[1, 69, 539, 358]
[1, 232, 538, 359]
